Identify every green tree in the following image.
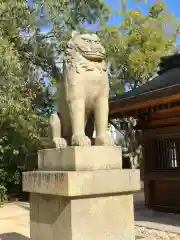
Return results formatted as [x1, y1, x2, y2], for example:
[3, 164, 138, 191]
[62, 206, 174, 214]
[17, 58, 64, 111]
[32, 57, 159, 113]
[98, 0, 179, 167]
[99, 0, 179, 95]
[0, 0, 111, 200]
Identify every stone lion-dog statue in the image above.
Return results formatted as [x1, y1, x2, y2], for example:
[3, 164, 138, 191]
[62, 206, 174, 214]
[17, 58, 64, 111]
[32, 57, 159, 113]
[49, 31, 114, 147]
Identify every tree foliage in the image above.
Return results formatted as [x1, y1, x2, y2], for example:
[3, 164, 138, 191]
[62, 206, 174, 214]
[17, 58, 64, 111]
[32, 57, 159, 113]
[98, 0, 180, 167]
[0, 0, 179, 193]
[0, 0, 110, 199]
[98, 0, 179, 95]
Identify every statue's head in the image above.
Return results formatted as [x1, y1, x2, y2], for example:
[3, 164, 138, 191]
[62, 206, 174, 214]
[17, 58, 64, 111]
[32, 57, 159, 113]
[67, 31, 106, 62]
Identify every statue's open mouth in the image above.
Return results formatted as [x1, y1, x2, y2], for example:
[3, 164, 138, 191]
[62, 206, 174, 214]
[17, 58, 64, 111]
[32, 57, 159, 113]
[83, 51, 105, 61]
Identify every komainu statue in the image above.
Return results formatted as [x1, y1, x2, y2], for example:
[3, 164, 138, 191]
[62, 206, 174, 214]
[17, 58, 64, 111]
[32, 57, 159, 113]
[49, 31, 114, 147]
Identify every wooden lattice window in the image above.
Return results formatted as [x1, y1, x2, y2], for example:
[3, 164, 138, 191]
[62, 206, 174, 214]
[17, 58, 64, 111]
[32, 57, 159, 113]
[145, 137, 180, 170]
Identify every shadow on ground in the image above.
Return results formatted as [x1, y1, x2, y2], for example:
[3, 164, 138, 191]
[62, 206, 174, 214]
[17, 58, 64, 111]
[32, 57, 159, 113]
[134, 189, 180, 230]
[0, 233, 30, 240]
[134, 203, 180, 228]
[14, 202, 30, 211]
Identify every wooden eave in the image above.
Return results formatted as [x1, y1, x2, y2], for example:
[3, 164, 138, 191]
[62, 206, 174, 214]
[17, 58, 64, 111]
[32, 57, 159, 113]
[109, 83, 180, 119]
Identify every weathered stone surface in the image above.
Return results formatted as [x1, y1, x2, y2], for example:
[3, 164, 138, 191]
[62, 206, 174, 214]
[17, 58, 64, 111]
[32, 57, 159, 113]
[24, 147, 140, 240]
[38, 146, 122, 171]
[49, 31, 114, 147]
[30, 193, 135, 240]
[23, 169, 140, 196]
[30, 194, 72, 240]
[23, 30, 140, 240]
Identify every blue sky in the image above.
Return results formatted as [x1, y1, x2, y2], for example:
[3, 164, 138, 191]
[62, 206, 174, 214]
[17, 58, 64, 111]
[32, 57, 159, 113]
[39, 0, 180, 89]
[40, 0, 180, 43]
[105, 0, 180, 24]
[105, 0, 180, 44]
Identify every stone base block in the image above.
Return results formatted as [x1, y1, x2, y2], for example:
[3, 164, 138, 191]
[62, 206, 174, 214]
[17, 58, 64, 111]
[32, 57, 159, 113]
[38, 146, 122, 171]
[23, 147, 140, 240]
[23, 169, 140, 196]
[30, 192, 135, 240]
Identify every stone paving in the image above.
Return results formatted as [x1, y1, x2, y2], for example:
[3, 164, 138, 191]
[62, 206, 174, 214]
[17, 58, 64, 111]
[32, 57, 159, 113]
[1, 198, 180, 240]
[0, 202, 30, 239]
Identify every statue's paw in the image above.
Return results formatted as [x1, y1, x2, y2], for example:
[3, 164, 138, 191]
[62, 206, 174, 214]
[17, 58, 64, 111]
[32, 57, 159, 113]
[72, 134, 91, 146]
[95, 134, 115, 146]
[52, 137, 67, 148]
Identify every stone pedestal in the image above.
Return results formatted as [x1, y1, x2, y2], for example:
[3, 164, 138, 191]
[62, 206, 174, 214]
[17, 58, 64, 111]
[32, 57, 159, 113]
[23, 147, 140, 240]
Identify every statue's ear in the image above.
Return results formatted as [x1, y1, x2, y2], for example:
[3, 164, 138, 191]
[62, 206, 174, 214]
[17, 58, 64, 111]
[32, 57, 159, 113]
[72, 31, 79, 38]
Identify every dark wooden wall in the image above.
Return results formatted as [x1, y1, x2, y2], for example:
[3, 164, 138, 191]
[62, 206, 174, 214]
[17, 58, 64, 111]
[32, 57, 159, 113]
[143, 126, 180, 212]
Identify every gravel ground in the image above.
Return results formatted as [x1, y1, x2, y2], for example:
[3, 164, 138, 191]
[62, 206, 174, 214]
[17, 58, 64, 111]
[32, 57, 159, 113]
[135, 226, 180, 240]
